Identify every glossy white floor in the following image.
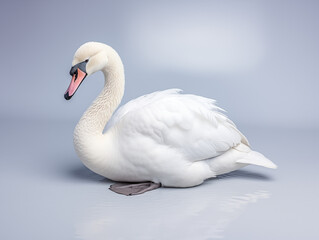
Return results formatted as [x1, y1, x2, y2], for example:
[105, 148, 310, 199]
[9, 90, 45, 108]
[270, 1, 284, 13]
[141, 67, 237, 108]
[1, 118, 318, 240]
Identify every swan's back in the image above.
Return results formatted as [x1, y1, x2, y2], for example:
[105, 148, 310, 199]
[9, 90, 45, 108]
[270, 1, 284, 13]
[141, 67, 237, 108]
[106, 89, 249, 162]
[106, 89, 184, 129]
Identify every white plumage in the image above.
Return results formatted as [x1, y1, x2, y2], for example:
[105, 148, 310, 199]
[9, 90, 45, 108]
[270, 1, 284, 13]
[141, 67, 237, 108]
[65, 42, 276, 194]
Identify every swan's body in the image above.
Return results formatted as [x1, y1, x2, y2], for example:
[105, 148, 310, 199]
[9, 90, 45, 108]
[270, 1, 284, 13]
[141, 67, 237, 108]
[65, 42, 276, 194]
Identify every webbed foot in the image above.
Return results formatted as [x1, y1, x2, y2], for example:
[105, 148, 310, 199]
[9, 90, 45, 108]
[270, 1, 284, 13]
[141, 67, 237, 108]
[109, 182, 161, 196]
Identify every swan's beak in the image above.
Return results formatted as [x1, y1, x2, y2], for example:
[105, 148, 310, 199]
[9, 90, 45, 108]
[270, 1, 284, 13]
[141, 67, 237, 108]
[64, 62, 87, 100]
[65, 60, 88, 100]
[64, 68, 87, 100]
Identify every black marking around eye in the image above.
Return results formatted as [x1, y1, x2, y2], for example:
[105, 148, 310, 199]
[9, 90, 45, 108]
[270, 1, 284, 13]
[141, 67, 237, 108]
[69, 60, 88, 76]
[69, 66, 77, 76]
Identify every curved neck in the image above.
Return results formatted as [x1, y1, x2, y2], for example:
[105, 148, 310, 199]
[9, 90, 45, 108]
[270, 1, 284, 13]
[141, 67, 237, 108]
[73, 53, 124, 154]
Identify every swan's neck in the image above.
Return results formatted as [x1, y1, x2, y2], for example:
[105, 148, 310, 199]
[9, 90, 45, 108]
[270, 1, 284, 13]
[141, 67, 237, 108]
[73, 55, 124, 163]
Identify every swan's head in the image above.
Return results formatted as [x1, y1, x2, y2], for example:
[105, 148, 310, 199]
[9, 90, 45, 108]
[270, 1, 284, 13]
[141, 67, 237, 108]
[64, 42, 109, 100]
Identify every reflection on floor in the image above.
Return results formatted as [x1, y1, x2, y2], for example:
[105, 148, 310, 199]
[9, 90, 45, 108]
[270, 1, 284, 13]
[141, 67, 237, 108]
[0, 119, 318, 239]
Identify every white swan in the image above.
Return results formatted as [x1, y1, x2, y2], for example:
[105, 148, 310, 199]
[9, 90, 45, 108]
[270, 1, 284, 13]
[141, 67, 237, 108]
[64, 42, 277, 195]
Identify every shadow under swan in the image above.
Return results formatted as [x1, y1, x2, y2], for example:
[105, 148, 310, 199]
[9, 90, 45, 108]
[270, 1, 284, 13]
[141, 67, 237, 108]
[74, 177, 271, 240]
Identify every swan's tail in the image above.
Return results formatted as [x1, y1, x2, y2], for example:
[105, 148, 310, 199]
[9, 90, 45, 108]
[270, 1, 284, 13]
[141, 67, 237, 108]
[236, 150, 277, 169]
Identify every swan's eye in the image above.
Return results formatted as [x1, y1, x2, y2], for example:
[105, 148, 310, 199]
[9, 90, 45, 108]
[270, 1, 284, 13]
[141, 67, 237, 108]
[70, 66, 76, 76]
[85, 59, 89, 62]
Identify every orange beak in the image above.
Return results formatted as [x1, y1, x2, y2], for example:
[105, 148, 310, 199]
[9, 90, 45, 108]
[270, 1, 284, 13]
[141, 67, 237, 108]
[64, 68, 87, 100]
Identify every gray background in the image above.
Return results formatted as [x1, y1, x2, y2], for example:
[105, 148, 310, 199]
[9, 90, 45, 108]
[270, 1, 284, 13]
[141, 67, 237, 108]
[0, 0, 318, 239]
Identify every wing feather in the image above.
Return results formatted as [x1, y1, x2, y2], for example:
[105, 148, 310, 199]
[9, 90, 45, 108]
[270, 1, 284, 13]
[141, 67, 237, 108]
[107, 89, 248, 162]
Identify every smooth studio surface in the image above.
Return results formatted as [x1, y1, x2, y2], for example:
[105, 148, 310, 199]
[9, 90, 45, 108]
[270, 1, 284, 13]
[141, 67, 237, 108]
[1, 119, 318, 239]
[1, 0, 318, 239]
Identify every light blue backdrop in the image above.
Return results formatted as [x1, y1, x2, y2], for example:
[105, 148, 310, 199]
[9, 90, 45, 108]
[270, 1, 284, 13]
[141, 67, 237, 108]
[0, 0, 318, 128]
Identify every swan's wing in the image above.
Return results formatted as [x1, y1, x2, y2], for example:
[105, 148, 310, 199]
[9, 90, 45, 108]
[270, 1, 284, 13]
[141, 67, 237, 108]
[109, 89, 249, 162]
[105, 89, 183, 130]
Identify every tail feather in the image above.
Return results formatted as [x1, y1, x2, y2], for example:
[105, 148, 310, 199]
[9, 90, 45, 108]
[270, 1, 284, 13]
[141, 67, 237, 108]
[236, 151, 277, 169]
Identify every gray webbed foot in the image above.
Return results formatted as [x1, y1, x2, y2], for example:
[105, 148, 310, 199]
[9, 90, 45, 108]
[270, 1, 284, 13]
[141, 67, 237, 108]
[109, 182, 161, 196]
